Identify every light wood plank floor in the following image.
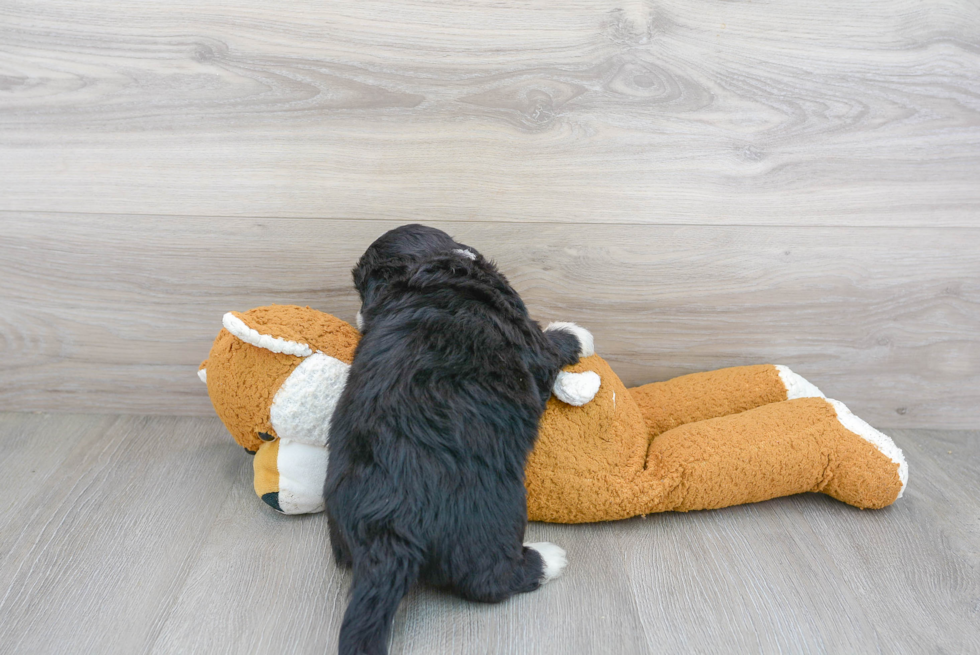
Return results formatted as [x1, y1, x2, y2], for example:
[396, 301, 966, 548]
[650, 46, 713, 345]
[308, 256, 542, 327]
[0, 413, 976, 654]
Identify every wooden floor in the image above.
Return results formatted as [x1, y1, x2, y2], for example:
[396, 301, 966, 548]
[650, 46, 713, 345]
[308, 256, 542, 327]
[0, 412, 977, 654]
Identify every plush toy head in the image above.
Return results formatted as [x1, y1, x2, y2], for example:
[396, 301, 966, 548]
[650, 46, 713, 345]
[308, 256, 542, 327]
[200, 306, 359, 453]
[199, 306, 361, 514]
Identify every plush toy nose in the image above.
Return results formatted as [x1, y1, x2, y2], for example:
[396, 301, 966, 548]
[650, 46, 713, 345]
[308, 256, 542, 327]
[253, 440, 284, 513]
[261, 492, 282, 512]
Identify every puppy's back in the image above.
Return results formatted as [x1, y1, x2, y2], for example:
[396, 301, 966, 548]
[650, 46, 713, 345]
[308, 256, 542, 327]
[328, 248, 563, 655]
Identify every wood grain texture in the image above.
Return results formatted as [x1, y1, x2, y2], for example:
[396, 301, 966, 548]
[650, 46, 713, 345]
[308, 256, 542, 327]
[3, 213, 978, 428]
[1, 0, 979, 225]
[0, 414, 238, 654]
[0, 413, 977, 654]
[616, 428, 980, 653]
[788, 429, 980, 654]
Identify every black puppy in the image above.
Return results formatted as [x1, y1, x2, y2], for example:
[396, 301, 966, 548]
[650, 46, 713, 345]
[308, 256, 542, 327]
[326, 225, 593, 655]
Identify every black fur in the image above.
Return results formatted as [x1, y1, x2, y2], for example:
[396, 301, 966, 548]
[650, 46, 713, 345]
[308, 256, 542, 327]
[326, 225, 583, 655]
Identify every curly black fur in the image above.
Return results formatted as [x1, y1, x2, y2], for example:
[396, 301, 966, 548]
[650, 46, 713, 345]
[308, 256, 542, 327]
[326, 225, 583, 655]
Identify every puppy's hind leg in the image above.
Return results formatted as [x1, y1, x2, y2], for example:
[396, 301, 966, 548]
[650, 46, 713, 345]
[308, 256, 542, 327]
[455, 542, 568, 603]
[524, 542, 568, 583]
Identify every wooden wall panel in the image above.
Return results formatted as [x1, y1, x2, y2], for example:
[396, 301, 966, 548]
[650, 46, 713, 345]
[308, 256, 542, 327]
[1, 0, 978, 428]
[1, 0, 979, 225]
[2, 213, 977, 428]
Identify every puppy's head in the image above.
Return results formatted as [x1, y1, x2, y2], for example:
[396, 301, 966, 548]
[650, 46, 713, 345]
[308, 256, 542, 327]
[352, 224, 479, 325]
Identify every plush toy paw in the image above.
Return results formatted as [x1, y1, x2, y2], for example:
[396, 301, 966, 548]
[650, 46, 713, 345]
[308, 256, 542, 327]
[825, 397, 909, 500]
[552, 370, 601, 406]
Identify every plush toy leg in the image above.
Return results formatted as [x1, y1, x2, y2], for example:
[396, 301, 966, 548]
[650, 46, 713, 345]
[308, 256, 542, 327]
[636, 397, 907, 515]
[629, 364, 824, 438]
[527, 359, 906, 523]
[253, 438, 328, 514]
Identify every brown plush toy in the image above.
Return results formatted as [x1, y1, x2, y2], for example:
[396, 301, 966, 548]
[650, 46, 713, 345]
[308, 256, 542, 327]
[200, 305, 907, 521]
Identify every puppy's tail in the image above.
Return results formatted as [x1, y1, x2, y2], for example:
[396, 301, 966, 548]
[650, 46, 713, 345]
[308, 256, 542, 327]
[339, 537, 421, 655]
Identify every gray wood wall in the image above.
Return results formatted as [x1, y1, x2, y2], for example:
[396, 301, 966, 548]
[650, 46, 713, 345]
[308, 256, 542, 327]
[2, 0, 978, 428]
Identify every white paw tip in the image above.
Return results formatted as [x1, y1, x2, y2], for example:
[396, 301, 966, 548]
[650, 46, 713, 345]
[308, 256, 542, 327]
[197, 368, 207, 384]
[525, 542, 567, 583]
[355, 310, 364, 331]
[545, 322, 595, 358]
[453, 248, 477, 260]
[775, 365, 825, 399]
[553, 370, 601, 406]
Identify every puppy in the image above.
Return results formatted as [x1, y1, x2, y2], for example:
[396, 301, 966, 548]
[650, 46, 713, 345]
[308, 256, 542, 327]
[326, 225, 592, 655]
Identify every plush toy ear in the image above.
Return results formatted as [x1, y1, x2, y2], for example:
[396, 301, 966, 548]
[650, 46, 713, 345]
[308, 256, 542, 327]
[222, 312, 314, 357]
[222, 306, 359, 364]
[198, 360, 208, 383]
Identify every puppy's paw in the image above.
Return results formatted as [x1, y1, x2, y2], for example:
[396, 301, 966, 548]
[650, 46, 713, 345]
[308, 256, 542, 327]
[525, 542, 567, 583]
[552, 370, 601, 406]
[544, 322, 594, 358]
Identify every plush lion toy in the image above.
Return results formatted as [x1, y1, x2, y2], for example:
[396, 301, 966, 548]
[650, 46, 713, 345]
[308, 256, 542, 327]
[199, 305, 907, 522]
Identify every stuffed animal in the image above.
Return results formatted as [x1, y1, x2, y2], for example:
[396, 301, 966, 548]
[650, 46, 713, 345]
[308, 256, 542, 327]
[199, 305, 907, 521]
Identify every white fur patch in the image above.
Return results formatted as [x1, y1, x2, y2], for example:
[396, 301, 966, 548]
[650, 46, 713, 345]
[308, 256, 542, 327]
[197, 368, 207, 384]
[223, 312, 313, 357]
[525, 542, 567, 583]
[355, 310, 364, 331]
[553, 370, 601, 406]
[454, 248, 477, 260]
[276, 439, 329, 514]
[270, 352, 350, 447]
[827, 398, 909, 498]
[544, 322, 595, 358]
[775, 365, 825, 399]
